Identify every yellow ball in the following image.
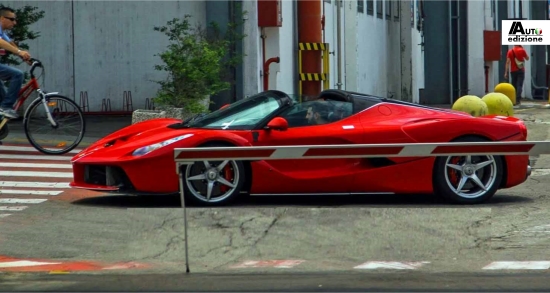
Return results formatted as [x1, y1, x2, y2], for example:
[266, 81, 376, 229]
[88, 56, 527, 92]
[494, 83, 516, 105]
[452, 95, 489, 117]
[481, 92, 514, 116]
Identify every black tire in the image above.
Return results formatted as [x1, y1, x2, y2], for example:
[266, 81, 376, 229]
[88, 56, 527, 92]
[23, 95, 86, 155]
[432, 135, 504, 204]
[182, 142, 246, 206]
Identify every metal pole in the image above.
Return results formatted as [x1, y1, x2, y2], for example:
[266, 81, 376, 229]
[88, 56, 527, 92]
[448, 0, 453, 104]
[178, 164, 190, 273]
[456, 0, 461, 98]
[336, 0, 342, 89]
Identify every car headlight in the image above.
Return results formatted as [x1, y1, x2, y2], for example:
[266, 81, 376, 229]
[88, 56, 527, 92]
[132, 134, 194, 156]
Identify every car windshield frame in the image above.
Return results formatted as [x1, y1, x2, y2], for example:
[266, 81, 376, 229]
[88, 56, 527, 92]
[183, 90, 294, 130]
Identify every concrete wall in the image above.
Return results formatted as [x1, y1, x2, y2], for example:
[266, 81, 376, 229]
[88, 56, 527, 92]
[5, 1, 207, 112]
[324, 0, 403, 98]
[16, 0, 543, 111]
[241, 0, 262, 98]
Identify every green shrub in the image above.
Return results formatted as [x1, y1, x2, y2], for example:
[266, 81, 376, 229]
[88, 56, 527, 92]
[152, 13, 246, 114]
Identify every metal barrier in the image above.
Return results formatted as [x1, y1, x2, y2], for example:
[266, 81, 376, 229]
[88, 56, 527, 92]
[173, 140, 547, 273]
[78, 90, 134, 115]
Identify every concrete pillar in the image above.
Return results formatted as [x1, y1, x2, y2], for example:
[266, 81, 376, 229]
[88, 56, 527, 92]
[467, 0, 485, 97]
[242, 0, 261, 98]
[400, 0, 413, 102]
[343, 0, 357, 91]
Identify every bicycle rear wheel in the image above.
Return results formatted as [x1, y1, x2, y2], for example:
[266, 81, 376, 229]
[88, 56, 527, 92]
[23, 94, 86, 155]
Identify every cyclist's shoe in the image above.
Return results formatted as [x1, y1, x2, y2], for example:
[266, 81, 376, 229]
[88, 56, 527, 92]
[0, 108, 19, 119]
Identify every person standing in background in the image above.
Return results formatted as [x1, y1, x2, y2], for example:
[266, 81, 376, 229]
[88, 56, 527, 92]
[504, 45, 529, 105]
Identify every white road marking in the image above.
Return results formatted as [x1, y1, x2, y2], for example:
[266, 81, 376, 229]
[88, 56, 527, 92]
[230, 260, 305, 269]
[0, 260, 61, 268]
[0, 162, 72, 169]
[0, 198, 48, 204]
[0, 190, 63, 196]
[0, 206, 27, 211]
[530, 168, 550, 176]
[0, 181, 71, 188]
[0, 154, 71, 161]
[483, 261, 550, 270]
[0, 171, 73, 178]
[354, 261, 430, 270]
[0, 145, 81, 153]
[0, 214, 11, 218]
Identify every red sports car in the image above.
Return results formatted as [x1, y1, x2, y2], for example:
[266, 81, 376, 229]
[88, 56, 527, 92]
[70, 89, 531, 206]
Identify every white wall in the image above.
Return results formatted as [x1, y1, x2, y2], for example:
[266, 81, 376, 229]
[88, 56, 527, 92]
[242, 0, 262, 98]
[323, 0, 402, 98]
[274, 0, 296, 95]
[245, 0, 419, 103]
[323, 0, 346, 90]
[467, 0, 487, 97]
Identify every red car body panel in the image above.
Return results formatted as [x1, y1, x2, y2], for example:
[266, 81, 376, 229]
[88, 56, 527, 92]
[69, 89, 530, 197]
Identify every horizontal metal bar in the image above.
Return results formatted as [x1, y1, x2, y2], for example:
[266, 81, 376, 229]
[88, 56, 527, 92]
[173, 141, 545, 162]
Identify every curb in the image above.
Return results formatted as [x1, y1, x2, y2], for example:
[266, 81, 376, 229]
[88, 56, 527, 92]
[0, 136, 99, 148]
[514, 102, 550, 109]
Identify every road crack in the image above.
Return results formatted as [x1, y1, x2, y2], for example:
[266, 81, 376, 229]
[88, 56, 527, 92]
[209, 208, 288, 270]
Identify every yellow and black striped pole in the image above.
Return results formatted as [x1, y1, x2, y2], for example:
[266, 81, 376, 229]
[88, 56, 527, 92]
[298, 42, 330, 101]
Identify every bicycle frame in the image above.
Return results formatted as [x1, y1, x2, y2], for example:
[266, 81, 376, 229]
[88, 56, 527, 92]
[0, 58, 85, 155]
[0, 59, 58, 131]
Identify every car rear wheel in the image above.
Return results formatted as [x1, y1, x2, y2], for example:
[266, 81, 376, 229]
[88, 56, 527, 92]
[183, 143, 246, 206]
[432, 136, 504, 204]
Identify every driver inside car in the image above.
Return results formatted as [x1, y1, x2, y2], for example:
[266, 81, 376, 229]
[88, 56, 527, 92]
[306, 101, 330, 125]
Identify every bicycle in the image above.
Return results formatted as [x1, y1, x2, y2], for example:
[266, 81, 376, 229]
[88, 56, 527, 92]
[0, 58, 85, 155]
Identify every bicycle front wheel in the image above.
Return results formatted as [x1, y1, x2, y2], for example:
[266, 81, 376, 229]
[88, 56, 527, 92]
[23, 94, 86, 155]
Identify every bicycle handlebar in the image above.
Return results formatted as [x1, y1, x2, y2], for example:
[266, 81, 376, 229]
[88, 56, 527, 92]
[28, 58, 42, 78]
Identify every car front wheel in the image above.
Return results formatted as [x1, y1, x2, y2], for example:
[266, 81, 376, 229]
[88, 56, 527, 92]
[432, 136, 504, 204]
[183, 144, 246, 206]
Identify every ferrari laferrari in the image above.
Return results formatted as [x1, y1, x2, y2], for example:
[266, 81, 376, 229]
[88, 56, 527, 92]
[70, 89, 531, 205]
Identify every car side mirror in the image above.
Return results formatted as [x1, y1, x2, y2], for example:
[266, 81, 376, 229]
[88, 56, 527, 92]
[266, 117, 288, 131]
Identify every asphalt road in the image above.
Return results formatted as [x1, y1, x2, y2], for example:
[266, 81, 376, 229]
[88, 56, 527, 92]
[0, 108, 550, 291]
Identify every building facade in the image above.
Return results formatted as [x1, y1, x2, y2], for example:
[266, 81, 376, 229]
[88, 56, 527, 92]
[6, 0, 548, 113]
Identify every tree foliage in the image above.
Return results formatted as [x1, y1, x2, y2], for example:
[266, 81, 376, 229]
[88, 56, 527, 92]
[0, 4, 45, 74]
[152, 12, 246, 114]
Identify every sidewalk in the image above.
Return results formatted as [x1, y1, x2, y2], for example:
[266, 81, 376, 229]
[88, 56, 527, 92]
[0, 115, 132, 148]
[514, 99, 550, 109]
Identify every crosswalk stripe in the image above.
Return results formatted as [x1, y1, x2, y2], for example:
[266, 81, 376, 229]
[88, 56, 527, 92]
[0, 182, 71, 188]
[0, 145, 78, 220]
[0, 154, 71, 161]
[0, 260, 61, 268]
[0, 145, 82, 153]
[0, 162, 72, 169]
[0, 199, 48, 204]
[0, 171, 73, 178]
[0, 206, 27, 211]
[0, 190, 63, 195]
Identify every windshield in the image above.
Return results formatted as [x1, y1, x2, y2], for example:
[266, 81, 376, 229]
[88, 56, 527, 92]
[186, 91, 292, 130]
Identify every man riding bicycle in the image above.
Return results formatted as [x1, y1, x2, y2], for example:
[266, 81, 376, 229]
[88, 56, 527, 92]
[0, 7, 31, 119]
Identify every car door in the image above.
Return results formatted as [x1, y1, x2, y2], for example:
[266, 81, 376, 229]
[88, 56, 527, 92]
[250, 102, 364, 194]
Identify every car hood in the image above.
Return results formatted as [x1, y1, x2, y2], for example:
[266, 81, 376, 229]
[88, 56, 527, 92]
[72, 118, 204, 162]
